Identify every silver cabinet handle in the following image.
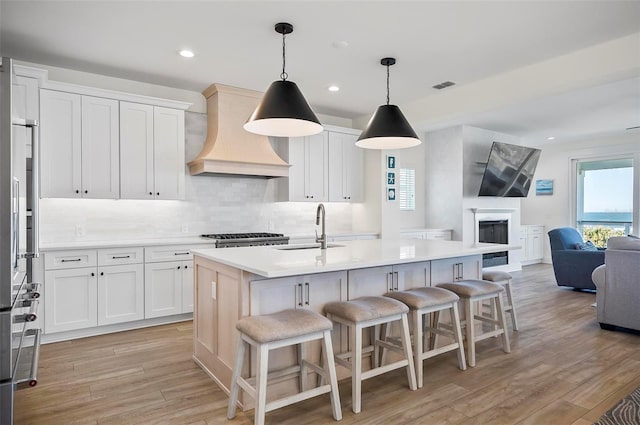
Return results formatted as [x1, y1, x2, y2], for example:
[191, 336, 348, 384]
[112, 255, 131, 259]
[61, 258, 82, 262]
[305, 282, 310, 305]
[297, 283, 303, 307]
[394, 271, 399, 291]
[174, 252, 189, 256]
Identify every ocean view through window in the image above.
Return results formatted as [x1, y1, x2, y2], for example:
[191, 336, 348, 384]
[575, 158, 634, 246]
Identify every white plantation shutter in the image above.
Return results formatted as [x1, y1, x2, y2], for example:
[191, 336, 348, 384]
[399, 168, 415, 211]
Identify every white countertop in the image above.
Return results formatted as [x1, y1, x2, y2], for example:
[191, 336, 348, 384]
[39, 236, 215, 251]
[192, 239, 520, 278]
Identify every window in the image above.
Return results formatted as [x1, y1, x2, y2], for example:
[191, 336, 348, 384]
[575, 157, 634, 246]
[399, 168, 415, 211]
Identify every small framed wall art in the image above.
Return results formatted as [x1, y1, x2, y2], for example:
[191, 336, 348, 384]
[387, 172, 395, 185]
[535, 179, 553, 196]
[387, 155, 396, 169]
[387, 187, 396, 201]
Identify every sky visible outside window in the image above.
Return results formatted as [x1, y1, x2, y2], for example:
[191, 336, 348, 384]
[583, 167, 633, 213]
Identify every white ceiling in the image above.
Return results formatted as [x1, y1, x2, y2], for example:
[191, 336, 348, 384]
[2, 1, 640, 142]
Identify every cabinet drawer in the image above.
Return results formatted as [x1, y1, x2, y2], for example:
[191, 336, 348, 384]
[145, 245, 206, 263]
[528, 226, 543, 235]
[98, 247, 144, 266]
[45, 250, 97, 270]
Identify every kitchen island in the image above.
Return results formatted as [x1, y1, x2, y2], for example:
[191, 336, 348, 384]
[191, 238, 517, 406]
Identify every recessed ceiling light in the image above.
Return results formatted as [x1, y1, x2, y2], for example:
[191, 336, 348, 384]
[328, 85, 340, 92]
[179, 49, 195, 58]
[332, 40, 349, 49]
[547, 136, 556, 140]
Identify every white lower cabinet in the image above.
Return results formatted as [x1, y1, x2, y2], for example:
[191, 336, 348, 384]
[347, 261, 431, 299]
[98, 264, 144, 325]
[430, 255, 482, 286]
[44, 268, 98, 333]
[521, 225, 544, 265]
[144, 260, 194, 318]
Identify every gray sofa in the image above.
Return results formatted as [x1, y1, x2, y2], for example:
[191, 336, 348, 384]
[591, 236, 640, 332]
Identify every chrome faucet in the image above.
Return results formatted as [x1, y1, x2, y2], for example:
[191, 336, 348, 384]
[315, 203, 327, 250]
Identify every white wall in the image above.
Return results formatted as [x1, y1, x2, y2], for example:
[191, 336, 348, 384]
[521, 131, 640, 263]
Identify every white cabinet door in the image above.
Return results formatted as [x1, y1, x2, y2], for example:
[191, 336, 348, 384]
[153, 106, 185, 200]
[120, 101, 155, 199]
[347, 266, 394, 299]
[328, 131, 363, 202]
[81, 96, 120, 199]
[97, 264, 144, 325]
[40, 89, 82, 198]
[145, 261, 183, 318]
[529, 234, 543, 261]
[250, 276, 300, 316]
[305, 132, 328, 201]
[287, 137, 307, 201]
[44, 268, 98, 333]
[395, 261, 431, 290]
[431, 255, 482, 286]
[181, 260, 194, 313]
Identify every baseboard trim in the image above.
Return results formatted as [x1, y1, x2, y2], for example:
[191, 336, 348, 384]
[42, 313, 193, 343]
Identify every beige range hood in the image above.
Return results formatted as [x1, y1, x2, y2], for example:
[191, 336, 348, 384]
[188, 83, 290, 178]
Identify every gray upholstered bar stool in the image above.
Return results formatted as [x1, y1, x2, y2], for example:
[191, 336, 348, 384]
[436, 280, 511, 367]
[482, 270, 519, 331]
[227, 309, 341, 425]
[324, 296, 417, 414]
[384, 287, 467, 389]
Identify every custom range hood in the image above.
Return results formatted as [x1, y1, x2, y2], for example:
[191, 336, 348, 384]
[188, 83, 290, 178]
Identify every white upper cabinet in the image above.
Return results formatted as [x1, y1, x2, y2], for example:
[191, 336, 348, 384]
[81, 96, 120, 199]
[288, 132, 328, 201]
[120, 102, 185, 200]
[153, 107, 185, 200]
[40, 90, 119, 198]
[328, 131, 363, 202]
[277, 126, 363, 202]
[120, 102, 154, 199]
[40, 89, 82, 198]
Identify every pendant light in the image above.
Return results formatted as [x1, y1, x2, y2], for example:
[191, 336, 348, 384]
[244, 22, 323, 138]
[356, 58, 421, 149]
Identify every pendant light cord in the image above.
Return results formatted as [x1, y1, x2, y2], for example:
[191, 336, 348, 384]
[386, 63, 390, 105]
[281, 31, 288, 81]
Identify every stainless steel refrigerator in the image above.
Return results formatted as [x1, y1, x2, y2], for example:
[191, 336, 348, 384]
[0, 57, 42, 425]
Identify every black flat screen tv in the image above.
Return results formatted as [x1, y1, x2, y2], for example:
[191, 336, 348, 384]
[478, 142, 541, 197]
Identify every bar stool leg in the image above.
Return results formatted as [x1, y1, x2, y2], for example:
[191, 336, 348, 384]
[451, 303, 467, 371]
[352, 323, 363, 414]
[400, 314, 417, 391]
[496, 292, 511, 353]
[505, 281, 519, 331]
[227, 336, 246, 419]
[298, 342, 308, 391]
[255, 344, 269, 425]
[465, 299, 476, 367]
[430, 310, 441, 350]
[321, 330, 342, 421]
[413, 310, 424, 389]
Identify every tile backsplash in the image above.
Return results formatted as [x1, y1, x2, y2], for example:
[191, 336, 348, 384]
[39, 112, 356, 243]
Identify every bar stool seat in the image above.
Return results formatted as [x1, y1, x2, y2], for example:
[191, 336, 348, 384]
[385, 287, 467, 389]
[227, 309, 341, 425]
[482, 270, 519, 331]
[437, 280, 510, 367]
[324, 296, 417, 414]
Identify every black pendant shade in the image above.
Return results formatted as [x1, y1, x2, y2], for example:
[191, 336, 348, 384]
[244, 80, 322, 137]
[356, 57, 421, 149]
[355, 104, 420, 149]
[244, 22, 323, 138]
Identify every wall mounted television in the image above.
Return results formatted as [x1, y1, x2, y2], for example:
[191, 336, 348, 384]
[478, 141, 542, 197]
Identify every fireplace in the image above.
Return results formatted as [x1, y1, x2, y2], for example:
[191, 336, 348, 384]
[479, 220, 509, 267]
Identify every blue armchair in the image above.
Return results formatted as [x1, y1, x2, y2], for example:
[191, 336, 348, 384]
[548, 227, 605, 290]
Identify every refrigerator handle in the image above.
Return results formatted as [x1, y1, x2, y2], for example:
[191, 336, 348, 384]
[29, 120, 39, 259]
[13, 178, 20, 269]
[18, 120, 39, 260]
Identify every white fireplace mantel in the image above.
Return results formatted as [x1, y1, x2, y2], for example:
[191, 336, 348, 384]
[471, 208, 517, 215]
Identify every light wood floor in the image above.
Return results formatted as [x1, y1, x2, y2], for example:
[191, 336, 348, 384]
[14, 264, 640, 425]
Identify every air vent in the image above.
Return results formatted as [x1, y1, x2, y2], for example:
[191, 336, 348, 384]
[432, 81, 456, 90]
